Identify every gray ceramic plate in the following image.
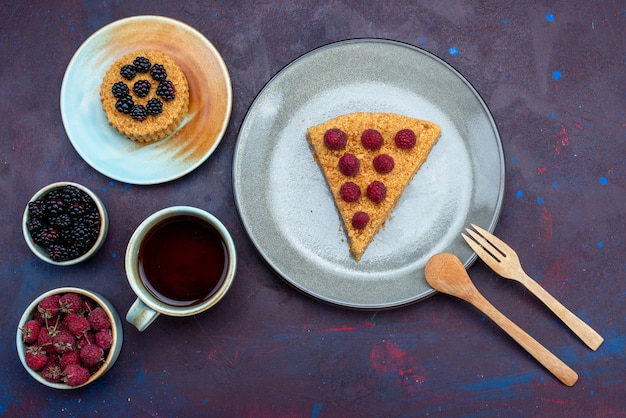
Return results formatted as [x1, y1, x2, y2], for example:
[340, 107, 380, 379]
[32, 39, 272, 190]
[233, 39, 504, 309]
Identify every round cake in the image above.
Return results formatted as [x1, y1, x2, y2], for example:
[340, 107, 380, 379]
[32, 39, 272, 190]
[100, 50, 189, 143]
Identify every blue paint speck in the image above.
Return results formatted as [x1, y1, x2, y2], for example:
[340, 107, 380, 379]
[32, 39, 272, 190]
[312, 402, 324, 418]
[550, 113, 556, 119]
[599, 177, 608, 185]
[515, 190, 523, 199]
[552, 70, 562, 81]
[112, 252, 118, 258]
[551, 182, 558, 188]
[511, 157, 517, 163]
[109, 181, 115, 186]
[502, 19, 508, 24]
[419, 39, 425, 45]
[537, 197, 543, 204]
[546, 13, 555, 22]
[449, 47, 459, 56]
[598, 242, 603, 249]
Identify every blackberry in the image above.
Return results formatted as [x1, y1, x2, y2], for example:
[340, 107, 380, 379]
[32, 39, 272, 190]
[27, 217, 45, 234]
[156, 80, 176, 100]
[149, 64, 167, 81]
[133, 56, 151, 73]
[50, 214, 71, 229]
[61, 185, 84, 204]
[48, 244, 72, 262]
[111, 82, 129, 98]
[28, 200, 46, 219]
[146, 98, 163, 115]
[69, 224, 97, 250]
[115, 95, 134, 114]
[45, 198, 66, 216]
[46, 189, 64, 200]
[82, 211, 101, 229]
[120, 65, 136, 80]
[38, 227, 61, 246]
[67, 202, 86, 218]
[130, 104, 147, 121]
[132, 79, 151, 97]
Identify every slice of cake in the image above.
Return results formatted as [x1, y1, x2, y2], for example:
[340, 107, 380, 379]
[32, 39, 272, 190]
[100, 50, 189, 143]
[307, 112, 441, 261]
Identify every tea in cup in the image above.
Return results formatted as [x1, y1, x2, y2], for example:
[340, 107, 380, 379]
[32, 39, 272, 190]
[125, 206, 236, 331]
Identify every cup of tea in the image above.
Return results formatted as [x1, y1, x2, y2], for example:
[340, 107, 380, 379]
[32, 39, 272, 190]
[125, 206, 236, 331]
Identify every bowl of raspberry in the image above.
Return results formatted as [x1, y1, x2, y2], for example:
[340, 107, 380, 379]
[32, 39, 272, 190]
[16, 287, 123, 389]
[22, 182, 109, 265]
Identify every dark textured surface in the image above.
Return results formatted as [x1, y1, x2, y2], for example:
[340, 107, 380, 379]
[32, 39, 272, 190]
[1, 1, 624, 416]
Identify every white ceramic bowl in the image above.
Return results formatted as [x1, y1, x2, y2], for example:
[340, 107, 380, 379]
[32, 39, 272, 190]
[22, 181, 109, 265]
[16, 287, 123, 389]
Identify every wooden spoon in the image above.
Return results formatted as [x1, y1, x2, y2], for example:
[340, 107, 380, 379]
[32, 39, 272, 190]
[424, 253, 578, 386]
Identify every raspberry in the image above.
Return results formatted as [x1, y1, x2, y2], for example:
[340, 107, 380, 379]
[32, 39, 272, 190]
[38, 325, 55, 348]
[52, 330, 75, 354]
[351, 211, 370, 229]
[64, 313, 90, 337]
[373, 153, 395, 174]
[367, 181, 387, 203]
[64, 364, 90, 387]
[87, 308, 111, 331]
[395, 129, 416, 149]
[80, 344, 104, 367]
[77, 331, 96, 350]
[59, 349, 81, 369]
[323, 128, 347, 150]
[95, 329, 112, 350]
[42, 362, 63, 383]
[82, 298, 97, 313]
[38, 295, 61, 320]
[20, 319, 41, 344]
[25, 346, 48, 371]
[338, 153, 360, 177]
[339, 182, 361, 203]
[361, 129, 383, 150]
[59, 293, 83, 314]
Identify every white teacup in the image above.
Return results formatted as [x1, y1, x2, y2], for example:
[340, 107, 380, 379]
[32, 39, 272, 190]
[125, 206, 236, 331]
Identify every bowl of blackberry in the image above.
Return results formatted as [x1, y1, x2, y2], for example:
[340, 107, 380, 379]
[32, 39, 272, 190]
[16, 287, 123, 389]
[22, 182, 108, 265]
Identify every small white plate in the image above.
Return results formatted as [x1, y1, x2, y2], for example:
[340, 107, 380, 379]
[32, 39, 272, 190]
[61, 16, 232, 184]
[233, 39, 505, 309]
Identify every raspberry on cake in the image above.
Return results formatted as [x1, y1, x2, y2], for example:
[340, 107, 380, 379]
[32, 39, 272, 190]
[306, 112, 441, 261]
[100, 50, 189, 143]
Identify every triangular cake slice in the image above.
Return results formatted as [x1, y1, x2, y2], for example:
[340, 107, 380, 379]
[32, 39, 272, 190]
[307, 112, 441, 261]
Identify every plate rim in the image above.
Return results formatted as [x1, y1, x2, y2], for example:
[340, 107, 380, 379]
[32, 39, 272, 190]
[233, 38, 505, 309]
[60, 15, 233, 185]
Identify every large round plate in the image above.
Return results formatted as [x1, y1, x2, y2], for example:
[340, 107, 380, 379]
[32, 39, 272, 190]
[233, 39, 505, 309]
[61, 16, 232, 184]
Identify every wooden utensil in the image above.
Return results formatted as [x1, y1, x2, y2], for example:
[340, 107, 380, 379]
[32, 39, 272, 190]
[425, 252, 578, 387]
[462, 223, 603, 351]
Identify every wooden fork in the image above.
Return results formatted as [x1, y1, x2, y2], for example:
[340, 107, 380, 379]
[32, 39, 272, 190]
[462, 223, 604, 351]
